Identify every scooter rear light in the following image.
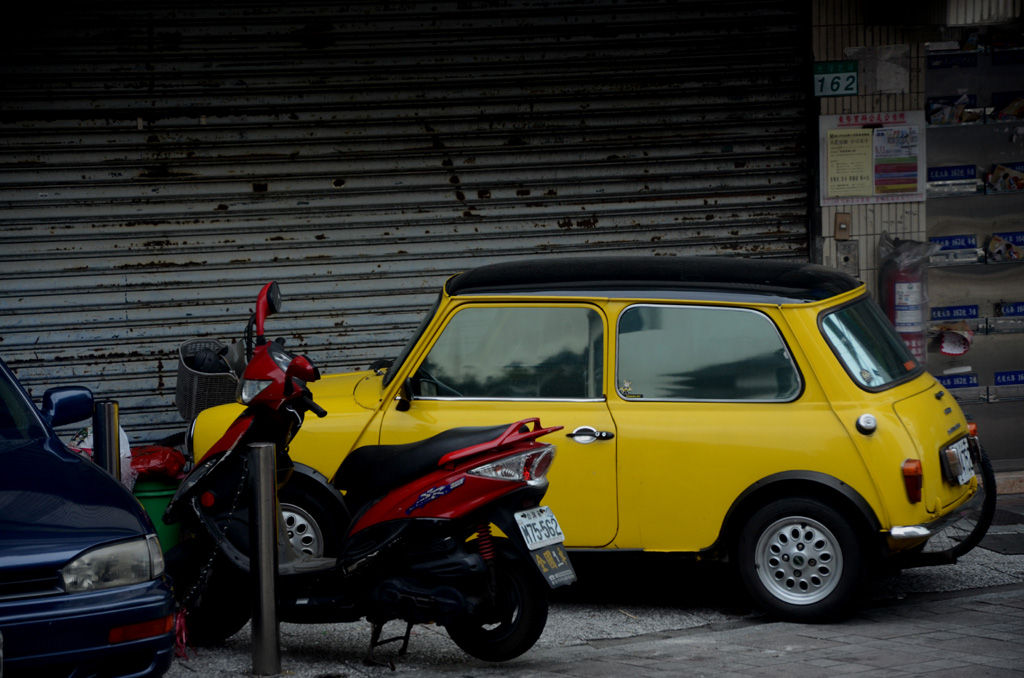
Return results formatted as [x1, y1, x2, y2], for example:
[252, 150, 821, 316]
[200, 491, 216, 508]
[902, 459, 923, 504]
[468, 445, 556, 485]
[526, 447, 555, 481]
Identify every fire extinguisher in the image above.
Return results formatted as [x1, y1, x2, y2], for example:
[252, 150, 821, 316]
[878, 234, 933, 365]
[884, 267, 926, 363]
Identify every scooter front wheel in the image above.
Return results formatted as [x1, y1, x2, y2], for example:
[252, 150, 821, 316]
[444, 544, 549, 662]
[165, 538, 252, 646]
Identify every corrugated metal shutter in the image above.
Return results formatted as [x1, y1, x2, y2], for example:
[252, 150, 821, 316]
[0, 0, 811, 441]
[945, 0, 1022, 25]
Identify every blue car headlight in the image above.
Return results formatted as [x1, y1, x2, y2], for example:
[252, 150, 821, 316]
[61, 534, 165, 593]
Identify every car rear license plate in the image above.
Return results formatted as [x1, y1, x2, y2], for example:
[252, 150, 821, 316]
[515, 506, 565, 550]
[945, 437, 975, 486]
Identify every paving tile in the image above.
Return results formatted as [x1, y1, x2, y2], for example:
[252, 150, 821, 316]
[742, 662, 849, 678]
[832, 622, 934, 640]
[909, 669, 1003, 678]
[975, 655, 1024, 671]
[912, 657, 978, 670]
[840, 667, 907, 678]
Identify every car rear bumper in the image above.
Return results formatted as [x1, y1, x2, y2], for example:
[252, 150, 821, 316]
[889, 487, 985, 540]
[0, 577, 174, 677]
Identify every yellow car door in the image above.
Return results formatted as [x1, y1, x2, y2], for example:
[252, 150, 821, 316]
[377, 302, 619, 548]
[606, 302, 870, 552]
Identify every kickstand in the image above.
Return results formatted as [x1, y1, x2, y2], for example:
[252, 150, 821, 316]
[364, 621, 413, 670]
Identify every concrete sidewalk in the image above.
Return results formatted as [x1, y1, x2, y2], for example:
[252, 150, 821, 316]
[413, 495, 1024, 677]
[997, 471, 1024, 496]
[443, 584, 1024, 677]
[165, 494, 1024, 678]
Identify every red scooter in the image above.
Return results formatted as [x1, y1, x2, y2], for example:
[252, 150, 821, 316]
[163, 282, 574, 664]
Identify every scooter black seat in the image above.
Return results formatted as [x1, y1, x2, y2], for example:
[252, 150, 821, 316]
[333, 424, 511, 509]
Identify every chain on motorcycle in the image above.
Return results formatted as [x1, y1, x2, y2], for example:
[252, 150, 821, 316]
[179, 454, 250, 611]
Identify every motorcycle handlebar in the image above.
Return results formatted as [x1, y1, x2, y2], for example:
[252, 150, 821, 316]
[303, 395, 328, 418]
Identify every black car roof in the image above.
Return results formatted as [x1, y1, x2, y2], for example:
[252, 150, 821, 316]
[446, 256, 861, 303]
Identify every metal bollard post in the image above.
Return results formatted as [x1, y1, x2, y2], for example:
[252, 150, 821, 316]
[92, 401, 120, 482]
[249, 442, 281, 676]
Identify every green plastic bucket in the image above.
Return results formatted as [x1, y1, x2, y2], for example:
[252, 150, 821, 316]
[133, 477, 181, 552]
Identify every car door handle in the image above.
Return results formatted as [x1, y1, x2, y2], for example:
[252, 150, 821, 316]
[566, 426, 614, 444]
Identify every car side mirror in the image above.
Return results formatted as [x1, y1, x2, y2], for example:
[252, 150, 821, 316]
[396, 378, 414, 412]
[42, 386, 94, 427]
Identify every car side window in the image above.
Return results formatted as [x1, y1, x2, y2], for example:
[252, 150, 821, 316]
[616, 305, 800, 402]
[415, 306, 604, 399]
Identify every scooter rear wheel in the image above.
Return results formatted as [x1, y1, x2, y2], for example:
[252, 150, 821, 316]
[444, 544, 548, 662]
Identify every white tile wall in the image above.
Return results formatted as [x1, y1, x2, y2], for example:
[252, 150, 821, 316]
[813, 0, 927, 297]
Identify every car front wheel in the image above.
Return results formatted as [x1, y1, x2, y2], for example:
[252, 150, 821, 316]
[737, 497, 865, 622]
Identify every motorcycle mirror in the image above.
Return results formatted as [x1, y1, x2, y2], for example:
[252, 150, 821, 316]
[266, 281, 283, 316]
[254, 281, 282, 343]
[286, 356, 320, 383]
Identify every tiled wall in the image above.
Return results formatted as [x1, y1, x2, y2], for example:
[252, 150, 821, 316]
[812, 0, 927, 296]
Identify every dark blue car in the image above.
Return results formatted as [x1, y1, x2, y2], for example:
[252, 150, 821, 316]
[0, 356, 175, 677]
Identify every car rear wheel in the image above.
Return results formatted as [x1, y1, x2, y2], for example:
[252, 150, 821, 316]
[737, 497, 864, 622]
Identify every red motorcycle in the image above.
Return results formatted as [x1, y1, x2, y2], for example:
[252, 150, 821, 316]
[163, 282, 574, 664]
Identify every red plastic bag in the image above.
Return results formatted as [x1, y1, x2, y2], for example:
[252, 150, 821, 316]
[130, 445, 187, 479]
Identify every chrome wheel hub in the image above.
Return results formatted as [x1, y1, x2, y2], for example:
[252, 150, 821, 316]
[281, 502, 324, 557]
[754, 515, 843, 605]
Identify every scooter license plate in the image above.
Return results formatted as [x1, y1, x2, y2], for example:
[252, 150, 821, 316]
[528, 542, 577, 588]
[515, 507, 576, 588]
[514, 506, 565, 550]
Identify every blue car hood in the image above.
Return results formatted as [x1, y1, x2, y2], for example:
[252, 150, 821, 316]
[0, 439, 149, 572]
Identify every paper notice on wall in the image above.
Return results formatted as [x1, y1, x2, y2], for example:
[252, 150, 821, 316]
[826, 129, 873, 198]
[873, 126, 919, 194]
[843, 45, 910, 95]
[820, 111, 926, 206]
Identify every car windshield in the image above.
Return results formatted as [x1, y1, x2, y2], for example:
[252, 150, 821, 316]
[0, 366, 47, 445]
[820, 298, 923, 390]
[383, 292, 442, 387]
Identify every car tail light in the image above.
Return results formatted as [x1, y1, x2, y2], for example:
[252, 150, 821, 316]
[109, 614, 174, 644]
[902, 459, 923, 503]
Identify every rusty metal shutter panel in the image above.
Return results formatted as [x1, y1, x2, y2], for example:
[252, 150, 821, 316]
[0, 1, 810, 442]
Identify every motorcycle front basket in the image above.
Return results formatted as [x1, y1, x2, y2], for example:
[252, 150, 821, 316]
[175, 338, 239, 421]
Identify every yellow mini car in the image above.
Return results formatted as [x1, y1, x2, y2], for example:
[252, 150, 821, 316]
[190, 256, 993, 622]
